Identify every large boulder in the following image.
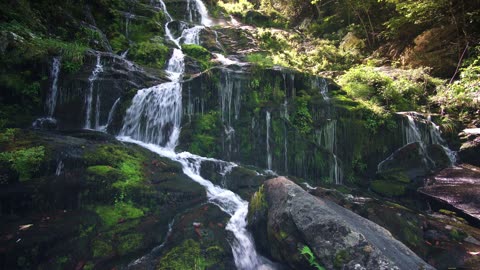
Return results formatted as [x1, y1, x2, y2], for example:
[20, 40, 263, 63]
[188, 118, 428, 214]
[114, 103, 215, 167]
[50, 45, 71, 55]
[248, 177, 434, 270]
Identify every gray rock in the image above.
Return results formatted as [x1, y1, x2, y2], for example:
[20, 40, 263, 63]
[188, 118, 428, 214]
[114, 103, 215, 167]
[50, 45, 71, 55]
[249, 177, 435, 270]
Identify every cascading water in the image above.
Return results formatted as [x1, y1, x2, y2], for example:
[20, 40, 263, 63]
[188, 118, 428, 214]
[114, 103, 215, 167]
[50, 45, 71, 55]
[318, 77, 329, 100]
[428, 119, 457, 164]
[84, 54, 104, 129]
[120, 1, 273, 268]
[46, 57, 61, 117]
[379, 113, 457, 171]
[55, 160, 64, 176]
[402, 113, 456, 166]
[316, 120, 342, 184]
[266, 111, 272, 171]
[32, 57, 62, 128]
[98, 97, 121, 131]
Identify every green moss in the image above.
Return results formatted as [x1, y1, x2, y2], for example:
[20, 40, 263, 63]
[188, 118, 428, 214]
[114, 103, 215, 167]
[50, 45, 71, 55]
[84, 144, 145, 193]
[86, 165, 118, 177]
[92, 239, 113, 258]
[249, 185, 268, 219]
[450, 228, 467, 241]
[182, 44, 212, 71]
[118, 233, 143, 255]
[0, 146, 45, 180]
[439, 209, 457, 216]
[188, 112, 221, 157]
[334, 250, 349, 269]
[130, 39, 169, 69]
[157, 239, 219, 270]
[94, 202, 144, 227]
[370, 180, 406, 197]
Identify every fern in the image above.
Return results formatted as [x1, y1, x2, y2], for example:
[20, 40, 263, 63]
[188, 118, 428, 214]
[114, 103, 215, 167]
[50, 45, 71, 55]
[299, 245, 325, 270]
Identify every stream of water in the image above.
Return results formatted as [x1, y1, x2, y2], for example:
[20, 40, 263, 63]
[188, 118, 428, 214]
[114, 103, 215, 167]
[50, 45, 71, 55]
[119, 1, 273, 269]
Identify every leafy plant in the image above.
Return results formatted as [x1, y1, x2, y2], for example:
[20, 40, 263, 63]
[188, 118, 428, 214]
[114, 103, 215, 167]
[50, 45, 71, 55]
[299, 245, 325, 270]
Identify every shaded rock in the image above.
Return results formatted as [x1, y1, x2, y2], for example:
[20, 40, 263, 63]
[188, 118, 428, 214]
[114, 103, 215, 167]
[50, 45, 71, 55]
[249, 177, 434, 270]
[459, 139, 480, 166]
[377, 142, 430, 180]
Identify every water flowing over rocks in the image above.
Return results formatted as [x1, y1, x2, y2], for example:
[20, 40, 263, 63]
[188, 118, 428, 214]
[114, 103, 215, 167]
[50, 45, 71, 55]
[248, 177, 435, 270]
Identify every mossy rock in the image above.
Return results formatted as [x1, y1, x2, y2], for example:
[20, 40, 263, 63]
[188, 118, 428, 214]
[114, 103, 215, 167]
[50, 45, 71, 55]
[370, 180, 406, 197]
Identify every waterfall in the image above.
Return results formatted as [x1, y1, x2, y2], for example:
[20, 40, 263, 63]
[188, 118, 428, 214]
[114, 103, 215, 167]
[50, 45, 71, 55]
[180, 25, 204, 45]
[55, 160, 64, 176]
[428, 119, 457, 164]
[119, 2, 272, 268]
[46, 57, 61, 117]
[318, 77, 329, 100]
[266, 111, 272, 171]
[84, 54, 103, 129]
[403, 114, 456, 166]
[192, 0, 212, 26]
[96, 97, 121, 131]
[120, 83, 182, 149]
[317, 120, 342, 184]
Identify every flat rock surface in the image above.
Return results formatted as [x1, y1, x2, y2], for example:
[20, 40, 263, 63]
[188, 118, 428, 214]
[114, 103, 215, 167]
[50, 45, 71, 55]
[419, 164, 480, 223]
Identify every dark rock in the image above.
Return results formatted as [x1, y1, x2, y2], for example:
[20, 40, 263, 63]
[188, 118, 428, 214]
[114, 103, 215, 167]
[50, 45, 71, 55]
[459, 140, 480, 166]
[249, 177, 434, 270]
[377, 142, 430, 180]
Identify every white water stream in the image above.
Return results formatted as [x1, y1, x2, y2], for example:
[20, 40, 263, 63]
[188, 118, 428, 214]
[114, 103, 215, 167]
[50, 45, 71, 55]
[121, 1, 274, 269]
[84, 54, 103, 129]
[46, 57, 61, 117]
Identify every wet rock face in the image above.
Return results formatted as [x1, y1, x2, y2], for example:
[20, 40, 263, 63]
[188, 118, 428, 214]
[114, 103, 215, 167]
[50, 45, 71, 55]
[248, 177, 434, 270]
[53, 51, 163, 130]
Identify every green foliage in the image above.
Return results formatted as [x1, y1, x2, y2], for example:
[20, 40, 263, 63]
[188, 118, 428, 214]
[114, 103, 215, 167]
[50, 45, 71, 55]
[338, 65, 441, 112]
[0, 146, 45, 180]
[130, 39, 169, 68]
[181, 44, 212, 71]
[217, 0, 254, 16]
[245, 53, 274, 68]
[299, 245, 325, 270]
[0, 128, 17, 144]
[94, 202, 144, 227]
[431, 48, 480, 115]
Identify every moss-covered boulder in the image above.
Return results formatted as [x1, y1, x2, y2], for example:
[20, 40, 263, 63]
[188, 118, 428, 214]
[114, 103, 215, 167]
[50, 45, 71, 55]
[0, 129, 206, 269]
